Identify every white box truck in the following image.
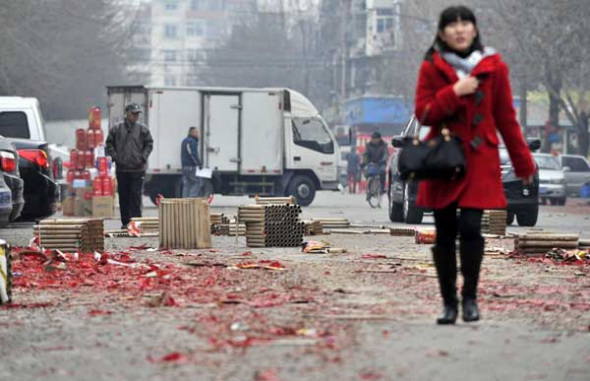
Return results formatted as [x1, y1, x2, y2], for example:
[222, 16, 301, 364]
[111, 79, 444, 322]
[107, 86, 340, 206]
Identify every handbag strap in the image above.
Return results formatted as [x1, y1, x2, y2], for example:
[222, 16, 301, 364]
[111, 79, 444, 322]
[415, 104, 451, 143]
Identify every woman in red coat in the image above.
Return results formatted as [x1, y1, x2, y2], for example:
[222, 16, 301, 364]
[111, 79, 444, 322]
[415, 6, 535, 324]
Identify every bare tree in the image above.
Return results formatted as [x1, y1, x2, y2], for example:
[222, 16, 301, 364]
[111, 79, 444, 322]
[196, 2, 336, 113]
[0, 0, 136, 120]
[482, 0, 590, 155]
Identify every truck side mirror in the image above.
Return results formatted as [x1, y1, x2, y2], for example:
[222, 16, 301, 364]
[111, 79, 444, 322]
[391, 136, 405, 148]
[563, 166, 571, 172]
[527, 139, 541, 151]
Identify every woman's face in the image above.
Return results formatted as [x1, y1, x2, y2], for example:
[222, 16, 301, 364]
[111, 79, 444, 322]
[439, 19, 477, 53]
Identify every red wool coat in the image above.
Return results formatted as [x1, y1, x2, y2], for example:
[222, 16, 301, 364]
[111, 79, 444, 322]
[415, 51, 536, 210]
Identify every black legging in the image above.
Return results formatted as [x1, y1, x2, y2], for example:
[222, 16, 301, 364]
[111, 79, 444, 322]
[432, 203, 484, 305]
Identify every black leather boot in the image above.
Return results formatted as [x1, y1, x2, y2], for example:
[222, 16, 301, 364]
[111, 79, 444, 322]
[432, 247, 458, 325]
[460, 238, 484, 322]
[462, 298, 480, 322]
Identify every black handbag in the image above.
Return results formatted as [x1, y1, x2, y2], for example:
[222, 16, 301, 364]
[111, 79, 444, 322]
[398, 106, 466, 181]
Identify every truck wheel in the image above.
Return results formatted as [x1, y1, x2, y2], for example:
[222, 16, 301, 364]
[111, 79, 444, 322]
[506, 211, 515, 225]
[388, 185, 403, 222]
[174, 178, 184, 198]
[517, 205, 538, 227]
[287, 175, 316, 206]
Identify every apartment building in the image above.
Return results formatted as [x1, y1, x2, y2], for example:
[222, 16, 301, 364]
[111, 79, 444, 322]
[136, 0, 256, 86]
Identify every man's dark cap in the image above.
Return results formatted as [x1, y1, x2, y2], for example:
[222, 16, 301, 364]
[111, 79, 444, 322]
[372, 131, 382, 139]
[125, 103, 142, 113]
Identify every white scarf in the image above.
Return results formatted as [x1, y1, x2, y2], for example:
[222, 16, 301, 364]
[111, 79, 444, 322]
[441, 47, 497, 78]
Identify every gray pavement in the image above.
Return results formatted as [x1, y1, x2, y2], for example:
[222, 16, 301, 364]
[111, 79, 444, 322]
[0, 192, 589, 381]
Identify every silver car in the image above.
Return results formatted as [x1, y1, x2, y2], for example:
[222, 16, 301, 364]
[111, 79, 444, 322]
[559, 155, 590, 197]
[534, 153, 566, 206]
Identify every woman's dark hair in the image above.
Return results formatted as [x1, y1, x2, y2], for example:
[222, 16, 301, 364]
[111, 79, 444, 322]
[424, 5, 483, 60]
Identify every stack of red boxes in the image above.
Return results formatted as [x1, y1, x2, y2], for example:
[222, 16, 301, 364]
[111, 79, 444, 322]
[63, 107, 115, 218]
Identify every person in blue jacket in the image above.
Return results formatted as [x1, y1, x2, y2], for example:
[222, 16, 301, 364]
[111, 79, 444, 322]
[180, 126, 202, 197]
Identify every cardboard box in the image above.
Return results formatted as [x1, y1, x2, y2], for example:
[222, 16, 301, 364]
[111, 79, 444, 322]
[92, 196, 114, 218]
[62, 196, 75, 216]
[74, 198, 92, 217]
[75, 187, 93, 200]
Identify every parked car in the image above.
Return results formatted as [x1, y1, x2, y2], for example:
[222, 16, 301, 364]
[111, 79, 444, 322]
[9, 139, 59, 221]
[533, 153, 566, 206]
[558, 154, 590, 197]
[0, 137, 25, 221]
[0, 172, 13, 227]
[388, 115, 540, 226]
[0, 97, 58, 221]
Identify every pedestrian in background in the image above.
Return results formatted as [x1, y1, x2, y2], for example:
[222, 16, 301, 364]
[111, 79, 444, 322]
[415, 6, 535, 324]
[181, 126, 202, 198]
[106, 103, 154, 228]
[346, 150, 361, 194]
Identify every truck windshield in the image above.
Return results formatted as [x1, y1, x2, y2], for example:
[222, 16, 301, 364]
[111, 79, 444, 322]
[292, 117, 334, 154]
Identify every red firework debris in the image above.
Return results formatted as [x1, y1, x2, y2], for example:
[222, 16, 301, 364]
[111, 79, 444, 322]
[255, 369, 280, 381]
[88, 309, 112, 316]
[148, 352, 187, 363]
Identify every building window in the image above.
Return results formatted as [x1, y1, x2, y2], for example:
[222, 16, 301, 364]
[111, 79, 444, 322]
[162, 50, 176, 62]
[187, 20, 206, 37]
[165, 2, 178, 11]
[164, 24, 177, 38]
[164, 76, 177, 86]
[376, 8, 394, 33]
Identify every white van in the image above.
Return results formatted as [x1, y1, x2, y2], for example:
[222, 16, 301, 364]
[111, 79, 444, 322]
[0, 97, 46, 141]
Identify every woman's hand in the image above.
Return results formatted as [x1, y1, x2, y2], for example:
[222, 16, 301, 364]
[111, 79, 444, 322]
[453, 76, 479, 96]
[521, 175, 534, 186]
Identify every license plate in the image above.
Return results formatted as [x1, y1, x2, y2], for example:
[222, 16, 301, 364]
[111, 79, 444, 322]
[539, 187, 548, 195]
[0, 191, 11, 205]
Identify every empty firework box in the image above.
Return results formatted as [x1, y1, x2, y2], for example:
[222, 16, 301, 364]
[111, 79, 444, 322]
[159, 198, 212, 249]
[34, 219, 104, 253]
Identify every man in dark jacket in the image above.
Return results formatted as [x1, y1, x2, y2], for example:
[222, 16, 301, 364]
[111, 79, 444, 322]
[362, 132, 388, 194]
[180, 126, 202, 198]
[106, 103, 154, 228]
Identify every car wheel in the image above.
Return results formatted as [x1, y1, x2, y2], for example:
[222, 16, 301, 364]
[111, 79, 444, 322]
[403, 182, 423, 224]
[388, 184, 403, 222]
[506, 211, 515, 225]
[174, 178, 184, 198]
[539, 197, 547, 205]
[557, 197, 567, 206]
[287, 175, 316, 207]
[516, 205, 538, 227]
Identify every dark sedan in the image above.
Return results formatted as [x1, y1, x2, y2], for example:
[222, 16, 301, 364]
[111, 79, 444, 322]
[388, 115, 540, 226]
[6, 138, 58, 221]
